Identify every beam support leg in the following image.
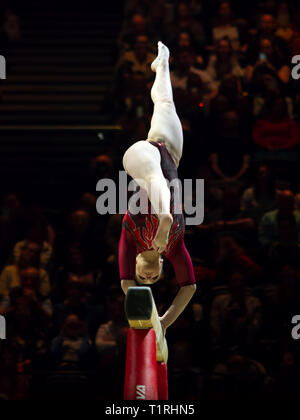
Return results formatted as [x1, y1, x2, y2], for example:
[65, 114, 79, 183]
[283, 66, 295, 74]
[124, 328, 158, 400]
[157, 362, 168, 400]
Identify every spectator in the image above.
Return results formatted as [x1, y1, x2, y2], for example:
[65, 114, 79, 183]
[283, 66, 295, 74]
[95, 290, 127, 354]
[0, 240, 51, 310]
[213, 235, 262, 286]
[175, 31, 193, 50]
[247, 14, 290, 65]
[211, 1, 240, 51]
[52, 283, 103, 339]
[273, 350, 300, 399]
[3, 9, 20, 42]
[240, 164, 277, 222]
[210, 270, 262, 354]
[54, 208, 100, 270]
[50, 314, 92, 370]
[246, 38, 290, 84]
[116, 34, 156, 81]
[210, 74, 252, 129]
[275, 2, 294, 44]
[10, 205, 55, 270]
[259, 190, 300, 263]
[89, 154, 113, 182]
[209, 109, 251, 185]
[209, 354, 270, 399]
[118, 12, 158, 52]
[0, 192, 21, 267]
[207, 37, 244, 84]
[165, 1, 206, 50]
[13, 235, 53, 271]
[5, 294, 51, 370]
[171, 48, 218, 109]
[253, 96, 300, 161]
[52, 243, 95, 304]
[263, 265, 300, 334]
[197, 187, 256, 248]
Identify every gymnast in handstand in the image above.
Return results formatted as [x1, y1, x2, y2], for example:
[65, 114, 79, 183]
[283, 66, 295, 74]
[119, 41, 196, 334]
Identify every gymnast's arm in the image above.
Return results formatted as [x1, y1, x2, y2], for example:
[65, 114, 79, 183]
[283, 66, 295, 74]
[160, 238, 197, 331]
[119, 227, 137, 294]
[121, 279, 136, 294]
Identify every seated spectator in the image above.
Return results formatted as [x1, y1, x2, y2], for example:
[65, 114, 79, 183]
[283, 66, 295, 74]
[50, 314, 92, 370]
[259, 190, 300, 263]
[0, 240, 51, 310]
[95, 290, 127, 355]
[117, 70, 151, 123]
[11, 207, 54, 266]
[172, 31, 207, 67]
[19, 267, 52, 315]
[246, 38, 290, 84]
[275, 2, 294, 44]
[253, 96, 300, 161]
[209, 74, 252, 129]
[247, 14, 290, 65]
[5, 294, 51, 370]
[116, 34, 156, 82]
[248, 65, 293, 119]
[115, 66, 153, 145]
[197, 186, 256, 246]
[261, 265, 300, 342]
[170, 48, 218, 111]
[54, 208, 100, 270]
[209, 109, 251, 186]
[123, 0, 152, 18]
[52, 283, 103, 339]
[210, 271, 262, 355]
[273, 350, 300, 399]
[209, 354, 270, 399]
[117, 13, 154, 53]
[196, 166, 223, 214]
[164, 1, 206, 50]
[13, 234, 53, 272]
[213, 235, 262, 287]
[211, 1, 240, 51]
[175, 31, 193, 50]
[52, 243, 95, 304]
[3, 9, 20, 42]
[291, 11, 300, 57]
[240, 164, 277, 222]
[89, 154, 113, 183]
[0, 192, 22, 267]
[168, 339, 199, 400]
[207, 37, 244, 85]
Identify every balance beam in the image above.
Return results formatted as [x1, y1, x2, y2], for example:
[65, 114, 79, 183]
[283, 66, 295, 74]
[124, 287, 168, 400]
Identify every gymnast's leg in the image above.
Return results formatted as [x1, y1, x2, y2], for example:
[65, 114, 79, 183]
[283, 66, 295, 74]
[147, 41, 183, 168]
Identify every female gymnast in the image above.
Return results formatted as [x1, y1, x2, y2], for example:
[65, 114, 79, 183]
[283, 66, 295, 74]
[119, 41, 196, 334]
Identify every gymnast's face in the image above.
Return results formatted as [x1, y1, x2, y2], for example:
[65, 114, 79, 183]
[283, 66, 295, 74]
[136, 252, 163, 285]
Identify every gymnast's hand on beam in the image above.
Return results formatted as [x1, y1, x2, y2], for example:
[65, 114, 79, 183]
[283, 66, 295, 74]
[159, 317, 167, 336]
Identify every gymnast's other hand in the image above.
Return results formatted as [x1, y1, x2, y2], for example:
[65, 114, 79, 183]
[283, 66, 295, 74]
[159, 317, 167, 336]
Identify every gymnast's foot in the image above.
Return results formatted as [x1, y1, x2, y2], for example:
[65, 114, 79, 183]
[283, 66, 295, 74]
[151, 41, 170, 73]
[152, 213, 173, 253]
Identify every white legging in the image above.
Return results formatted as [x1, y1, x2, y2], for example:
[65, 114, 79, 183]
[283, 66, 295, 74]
[122, 46, 183, 218]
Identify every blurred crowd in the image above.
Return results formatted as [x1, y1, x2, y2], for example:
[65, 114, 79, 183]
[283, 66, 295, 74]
[0, 0, 300, 401]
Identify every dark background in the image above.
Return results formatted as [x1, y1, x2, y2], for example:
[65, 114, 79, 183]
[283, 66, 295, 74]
[0, 0, 299, 401]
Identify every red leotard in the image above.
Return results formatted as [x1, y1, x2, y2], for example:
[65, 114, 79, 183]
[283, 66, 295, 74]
[118, 141, 195, 288]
